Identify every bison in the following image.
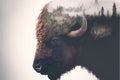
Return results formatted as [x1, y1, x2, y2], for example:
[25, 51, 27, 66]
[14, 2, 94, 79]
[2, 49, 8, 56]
[33, 0, 119, 80]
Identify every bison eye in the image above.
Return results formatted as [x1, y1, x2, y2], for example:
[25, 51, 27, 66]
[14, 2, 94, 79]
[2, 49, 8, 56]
[47, 37, 63, 48]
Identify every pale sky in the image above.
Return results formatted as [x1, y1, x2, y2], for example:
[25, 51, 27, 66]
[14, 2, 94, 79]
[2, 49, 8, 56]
[1, 0, 120, 80]
[48, 0, 120, 16]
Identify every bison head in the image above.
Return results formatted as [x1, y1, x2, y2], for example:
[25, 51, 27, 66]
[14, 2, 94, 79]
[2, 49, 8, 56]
[33, 3, 88, 80]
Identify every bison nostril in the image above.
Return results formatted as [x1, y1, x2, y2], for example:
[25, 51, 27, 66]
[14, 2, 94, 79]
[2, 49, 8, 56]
[36, 66, 42, 72]
[33, 63, 42, 72]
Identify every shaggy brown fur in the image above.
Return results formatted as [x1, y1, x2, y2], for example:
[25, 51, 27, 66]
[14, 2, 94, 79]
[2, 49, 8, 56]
[35, 4, 53, 59]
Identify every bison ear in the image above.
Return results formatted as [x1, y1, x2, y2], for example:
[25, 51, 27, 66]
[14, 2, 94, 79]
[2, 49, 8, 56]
[68, 16, 87, 38]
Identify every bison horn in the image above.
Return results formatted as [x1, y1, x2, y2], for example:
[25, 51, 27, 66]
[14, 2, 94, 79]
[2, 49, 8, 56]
[68, 16, 87, 38]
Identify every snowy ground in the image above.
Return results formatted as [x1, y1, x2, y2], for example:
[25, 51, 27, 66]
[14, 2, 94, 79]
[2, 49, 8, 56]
[60, 66, 99, 80]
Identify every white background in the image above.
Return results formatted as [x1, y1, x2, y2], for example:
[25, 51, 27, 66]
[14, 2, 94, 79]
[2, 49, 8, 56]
[1, 0, 120, 80]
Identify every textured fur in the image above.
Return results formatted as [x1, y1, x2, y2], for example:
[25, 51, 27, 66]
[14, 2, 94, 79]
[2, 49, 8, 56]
[33, 2, 119, 80]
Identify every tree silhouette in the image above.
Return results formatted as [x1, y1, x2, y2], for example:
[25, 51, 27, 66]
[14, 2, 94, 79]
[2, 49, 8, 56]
[107, 10, 109, 17]
[112, 3, 117, 17]
[98, 11, 100, 16]
[57, 6, 63, 14]
[101, 7, 104, 16]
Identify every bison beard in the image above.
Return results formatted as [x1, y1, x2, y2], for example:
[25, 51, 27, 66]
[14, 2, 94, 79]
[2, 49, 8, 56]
[33, 2, 119, 80]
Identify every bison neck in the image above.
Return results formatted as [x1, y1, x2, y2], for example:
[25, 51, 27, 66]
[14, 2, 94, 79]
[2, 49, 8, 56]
[77, 36, 119, 80]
